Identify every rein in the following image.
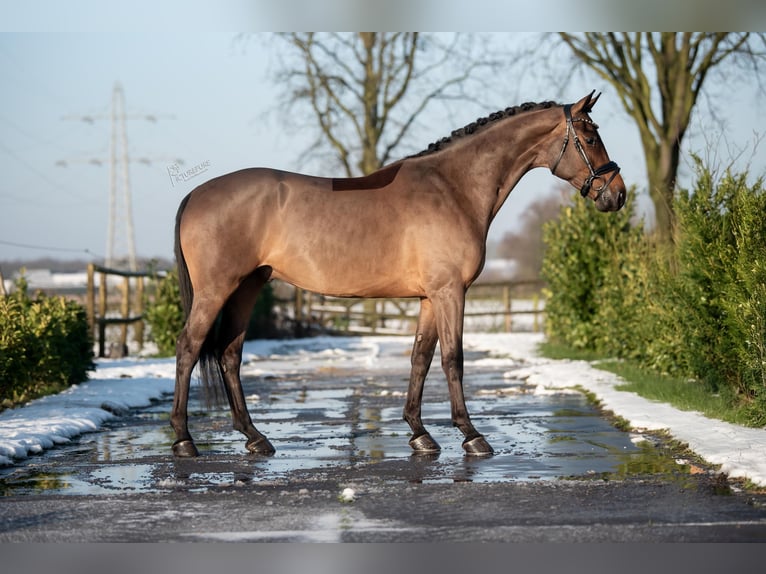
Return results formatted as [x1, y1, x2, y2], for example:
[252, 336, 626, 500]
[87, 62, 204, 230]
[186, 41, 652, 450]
[550, 104, 620, 200]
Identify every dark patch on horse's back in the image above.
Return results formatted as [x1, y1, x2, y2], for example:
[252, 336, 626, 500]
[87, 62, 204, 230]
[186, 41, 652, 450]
[332, 163, 402, 191]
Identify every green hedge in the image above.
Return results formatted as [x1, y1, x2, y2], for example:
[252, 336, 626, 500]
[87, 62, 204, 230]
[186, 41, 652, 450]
[669, 168, 766, 411]
[541, 164, 766, 425]
[0, 276, 94, 408]
[541, 186, 650, 356]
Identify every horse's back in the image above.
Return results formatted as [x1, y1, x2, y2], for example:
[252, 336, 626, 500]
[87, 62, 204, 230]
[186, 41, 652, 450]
[176, 162, 483, 298]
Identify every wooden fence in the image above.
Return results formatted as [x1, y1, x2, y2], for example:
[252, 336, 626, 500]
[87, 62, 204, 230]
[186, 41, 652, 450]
[85, 263, 155, 358]
[81, 268, 543, 355]
[285, 280, 546, 336]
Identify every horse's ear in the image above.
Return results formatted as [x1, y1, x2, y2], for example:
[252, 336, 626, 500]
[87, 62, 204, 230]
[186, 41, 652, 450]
[573, 90, 601, 114]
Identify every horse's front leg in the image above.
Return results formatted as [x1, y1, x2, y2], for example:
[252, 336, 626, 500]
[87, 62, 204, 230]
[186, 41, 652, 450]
[431, 285, 494, 456]
[403, 298, 441, 453]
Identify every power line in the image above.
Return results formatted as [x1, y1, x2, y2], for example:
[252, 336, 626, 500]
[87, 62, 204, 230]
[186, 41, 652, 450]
[0, 141, 93, 204]
[0, 238, 101, 258]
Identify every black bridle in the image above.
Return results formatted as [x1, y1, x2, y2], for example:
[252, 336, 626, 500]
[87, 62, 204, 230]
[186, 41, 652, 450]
[550, 104, 620, 200]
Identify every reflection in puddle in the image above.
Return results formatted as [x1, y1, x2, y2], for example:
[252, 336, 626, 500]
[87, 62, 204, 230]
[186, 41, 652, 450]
[182, 511, 414, 543]
[89, 464, 156, 492]
[0, 368, 692, 496]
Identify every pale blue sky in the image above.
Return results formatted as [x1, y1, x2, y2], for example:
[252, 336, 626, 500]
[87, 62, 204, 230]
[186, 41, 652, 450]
[1, 32, 288, 261]
[1, 26, 764, 261]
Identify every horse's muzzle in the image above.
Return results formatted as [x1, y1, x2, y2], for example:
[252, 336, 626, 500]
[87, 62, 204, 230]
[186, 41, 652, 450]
[594, 183, 626, 212]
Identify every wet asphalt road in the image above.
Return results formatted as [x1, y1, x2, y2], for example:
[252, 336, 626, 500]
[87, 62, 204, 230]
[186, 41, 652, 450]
[2, 363, 766, 542]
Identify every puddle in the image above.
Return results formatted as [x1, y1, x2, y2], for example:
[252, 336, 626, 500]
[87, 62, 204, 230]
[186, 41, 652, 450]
[1, 464, 158, 496]
[0, 367, 695, 496]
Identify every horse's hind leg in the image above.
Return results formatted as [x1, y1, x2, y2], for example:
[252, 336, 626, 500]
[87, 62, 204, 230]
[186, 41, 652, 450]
[217, 267, 275, 455]
[403, 299, 441, 453]
[172, 297, 224, 457]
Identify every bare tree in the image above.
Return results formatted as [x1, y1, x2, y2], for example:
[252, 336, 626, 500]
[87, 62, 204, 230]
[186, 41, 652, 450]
[556, 33, 766, 243]
[272, 33, 499, 176]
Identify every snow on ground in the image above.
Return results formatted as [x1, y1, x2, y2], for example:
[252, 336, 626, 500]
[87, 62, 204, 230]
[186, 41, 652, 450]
[1, 333, 765, 487]
[0, 359, 177, 466]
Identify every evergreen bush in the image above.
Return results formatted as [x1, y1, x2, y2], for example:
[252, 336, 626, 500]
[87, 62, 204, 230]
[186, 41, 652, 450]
[143, 269, 185, 357]
[541, 163, 766, 425]
[540, 188, 644, 353]
[670, 167, 766, 423]
[0, 276, 94, 408]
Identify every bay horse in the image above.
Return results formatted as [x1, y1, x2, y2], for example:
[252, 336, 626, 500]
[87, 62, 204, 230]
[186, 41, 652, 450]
[171, 91, 625, 458]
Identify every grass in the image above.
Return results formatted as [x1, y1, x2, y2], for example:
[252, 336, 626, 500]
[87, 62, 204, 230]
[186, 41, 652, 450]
[539, 341, 755, 427]
[538, 341, 604, 362]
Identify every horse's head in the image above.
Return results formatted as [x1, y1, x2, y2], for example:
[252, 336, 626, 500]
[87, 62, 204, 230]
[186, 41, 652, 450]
[549, 91, 626, 212]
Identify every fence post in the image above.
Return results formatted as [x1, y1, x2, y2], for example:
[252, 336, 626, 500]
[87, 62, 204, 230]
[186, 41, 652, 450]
[317, 295, 326, 328]
[533, 293, 540, 332]
[98, 270, 107, 358]
[119, 275, 130, 353]
[503, 284, 512, 332]
[86, 263, 95, 339]
[294, 287, 303, 336]
[134, 275, 145, 349]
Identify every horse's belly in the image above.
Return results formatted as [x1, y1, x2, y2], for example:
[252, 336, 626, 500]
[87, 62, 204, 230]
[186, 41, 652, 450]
[268, 248, 422, 299]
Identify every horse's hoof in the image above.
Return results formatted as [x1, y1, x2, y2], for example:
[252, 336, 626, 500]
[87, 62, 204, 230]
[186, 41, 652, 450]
[409, 432, 441, 453]
[246, 436, 276, 456]
[462, 435, 494, 456]
[172, 439, 199, 458]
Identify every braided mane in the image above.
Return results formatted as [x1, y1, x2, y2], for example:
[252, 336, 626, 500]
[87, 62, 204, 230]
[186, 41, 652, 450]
[411, 100, 559, 158]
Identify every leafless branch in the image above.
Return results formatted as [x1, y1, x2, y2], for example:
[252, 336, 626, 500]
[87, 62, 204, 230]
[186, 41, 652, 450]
[268, 32, 505, 176]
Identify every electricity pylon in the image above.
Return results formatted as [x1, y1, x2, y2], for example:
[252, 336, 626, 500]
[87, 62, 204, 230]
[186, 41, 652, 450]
[107, 83, 137, 271]
[60, 82, 175, 271]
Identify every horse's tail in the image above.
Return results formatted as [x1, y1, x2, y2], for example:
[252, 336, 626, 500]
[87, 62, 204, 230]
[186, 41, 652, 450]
[174, 193, 194, 318]
[174, 192, 226, 408]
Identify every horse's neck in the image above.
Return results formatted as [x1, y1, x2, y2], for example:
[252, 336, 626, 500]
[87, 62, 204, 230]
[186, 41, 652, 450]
[432, 113, 556, 225]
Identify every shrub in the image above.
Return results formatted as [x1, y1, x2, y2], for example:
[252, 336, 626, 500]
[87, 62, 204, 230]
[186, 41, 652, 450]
[143, 269, 185, 357]
[541, 163, 766, 425]
[0, 276, 94, 407]
[541, 188, 645, 354]
[246, 280, 277, 339]
[669, 166, 766, 422]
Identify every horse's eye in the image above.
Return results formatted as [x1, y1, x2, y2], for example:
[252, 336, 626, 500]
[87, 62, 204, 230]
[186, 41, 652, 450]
[586, 137, 597, 146]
